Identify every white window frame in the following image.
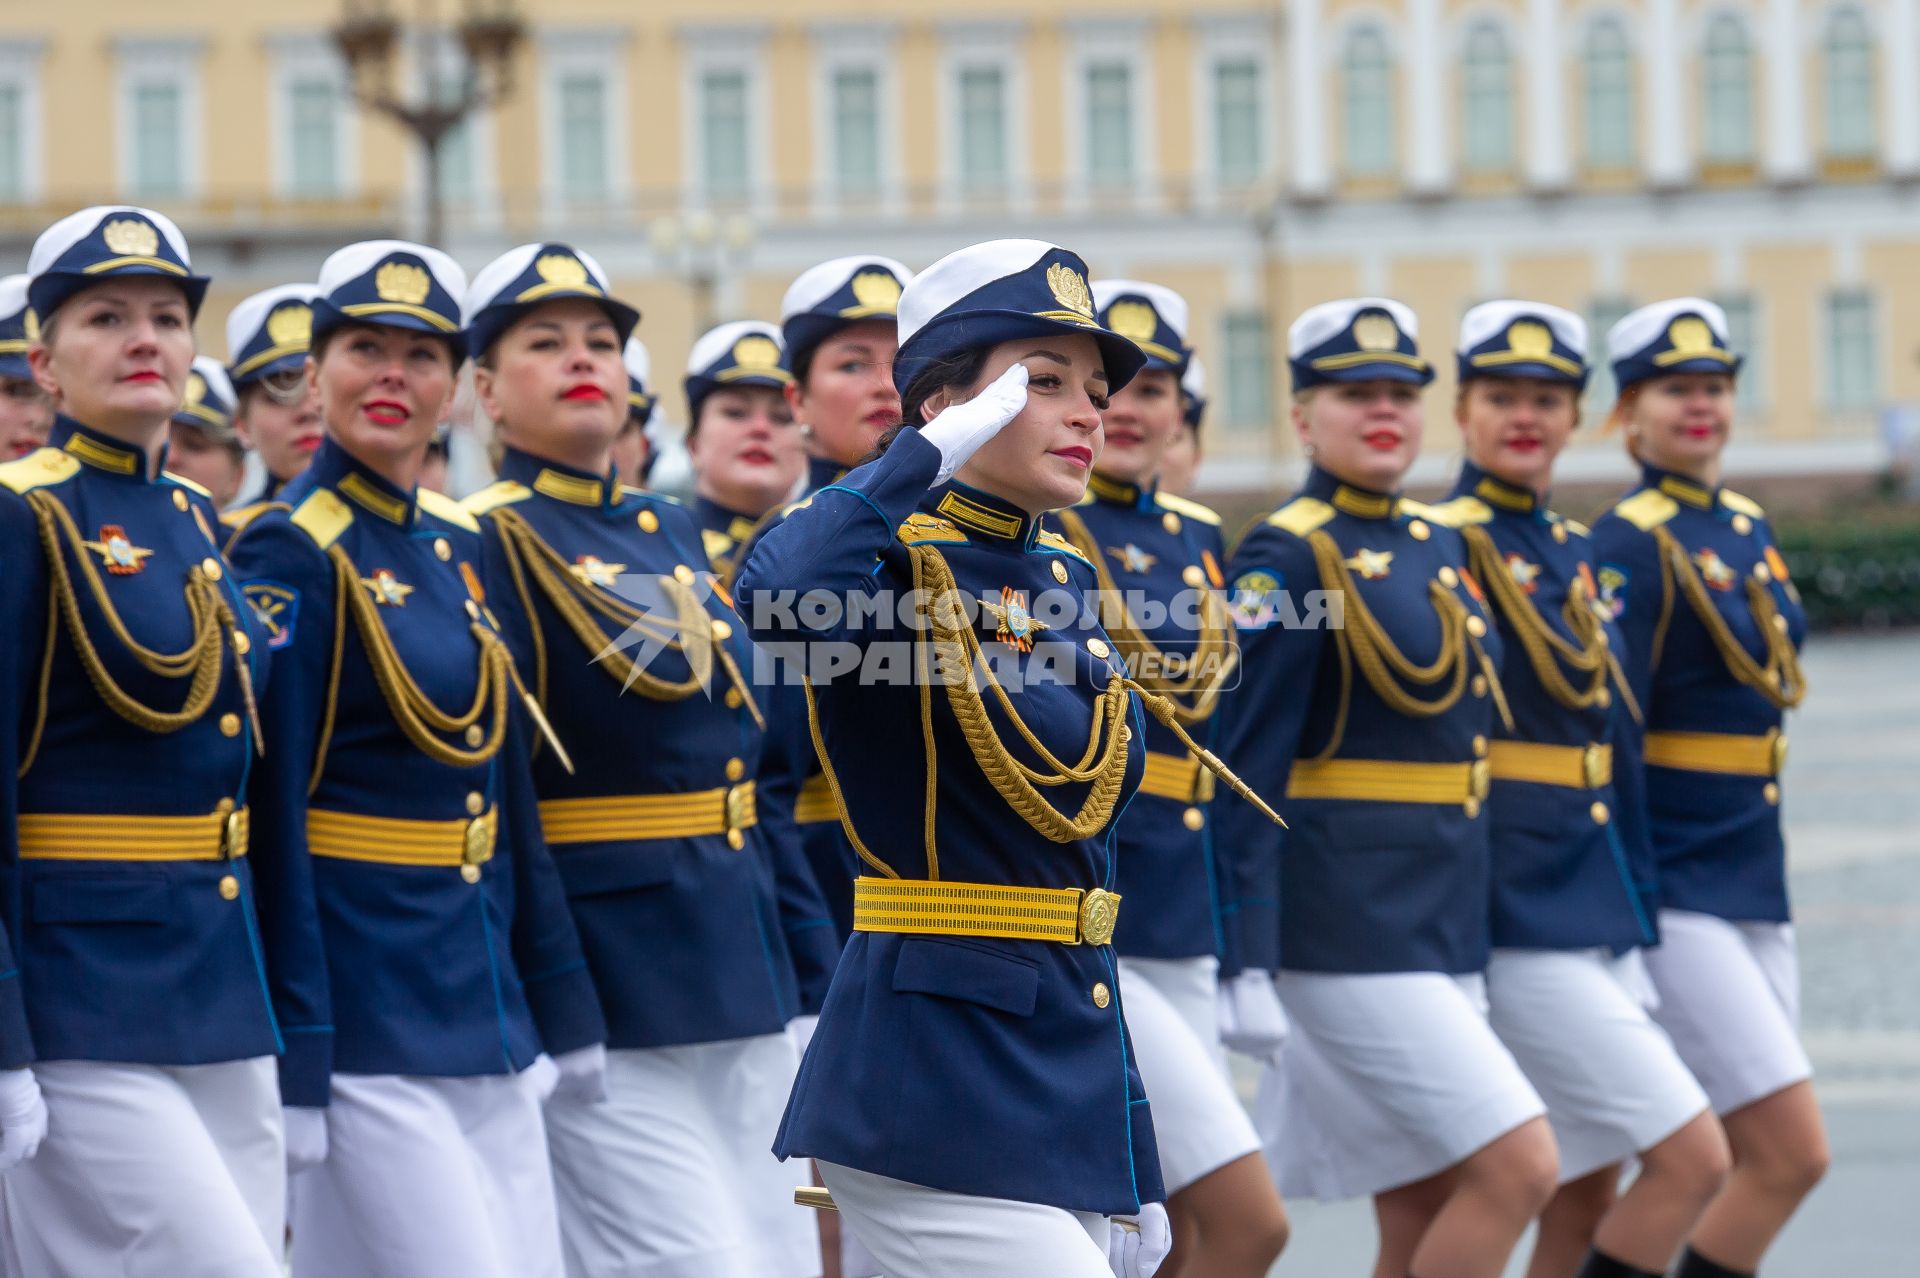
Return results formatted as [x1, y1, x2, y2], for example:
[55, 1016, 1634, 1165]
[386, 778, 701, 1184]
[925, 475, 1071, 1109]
[114, 36, 205, 203]
[1699, 10, 1756, 165]
[1711, 291, 1765, 415]
[1456, 14, 1518, 176]
[540, 28, 630, 224]
[0, 39, 45, 205]
[1575, 11, 1637, 171]
[1063, 18, 1157, 214]
[1821, 287, 1879, 413]
[936, 20, 1030, 215]
[678, 26, 769, 216]
[1818, 5, 1877, 160]
[1190, 14, 1278, 207]
[265, 35, 358, 202]
[1330, 16, 1400, 180]
[810, 22, 902, 219]
[1219, 310, 1274, 436]
[405, 29, 500, 230]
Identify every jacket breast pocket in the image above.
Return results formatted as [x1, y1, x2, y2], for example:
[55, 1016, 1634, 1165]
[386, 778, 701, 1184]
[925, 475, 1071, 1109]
[30, 875, 171, 926]
[891, 937, 1040, 1018]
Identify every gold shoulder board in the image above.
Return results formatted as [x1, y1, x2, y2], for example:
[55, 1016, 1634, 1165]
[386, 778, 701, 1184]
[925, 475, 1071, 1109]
[898, 512, 969, 547]
[0, 447, 80, 495]
[162, 472, 212, 500]
[1267, 496, 1336, 537]
[1421, 496, 1493, 528]
[1157, 492, 1222, 526]
[1613, 488, 1679, 532]
[291, 488, 355, 550]
[1034, 527, 1091, 564]
[1558, 516, 1591, 538]
[1720, 489, 1765, 518]
[462, 480, 533, 517]
[418, 488, 480, 533]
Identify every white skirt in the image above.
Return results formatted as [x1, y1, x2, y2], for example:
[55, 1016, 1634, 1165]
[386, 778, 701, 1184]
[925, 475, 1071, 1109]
[545, 1034, 818, 1278]
[1487, 948, 1711, 1180]
[0, 1057, 283, 1278]
[1642, 908, 1813, 1115]
[816, 1161, 1111, 1278]
[291, 1068, 564, 1278]
[1256, 971, 1545, 1202]
[1117, 956, 1261, 1194]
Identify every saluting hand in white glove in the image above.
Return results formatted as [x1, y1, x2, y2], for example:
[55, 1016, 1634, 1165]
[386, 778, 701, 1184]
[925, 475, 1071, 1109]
[283, 1106, 328, 1174]
[918, 363, 1029, 486]
[0, 1068, 48, 1171]
[1107, 1201, 1172, 1277]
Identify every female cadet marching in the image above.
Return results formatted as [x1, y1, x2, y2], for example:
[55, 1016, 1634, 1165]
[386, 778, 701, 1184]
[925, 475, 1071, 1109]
[1214, 298, 1560, 1278]
[611, 337, 656, 489]
[684, 320, 806, 580]
[1428, 301, 1729, 1278]
[459, 243, 821, 1278]
[1050, 278, 1288, 1278]
[222, 283, 324, 526]
[0, 275, 53, 460]
[736, 239, 1285, 1276]
[0, 205, 317, 1275]
[225, 239, 606, 1278]
[1157, 354, 1206, 498]
[1591, 300, 1827, 1278]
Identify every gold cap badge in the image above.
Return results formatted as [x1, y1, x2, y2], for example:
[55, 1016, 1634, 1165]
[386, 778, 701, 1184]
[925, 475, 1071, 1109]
[534, 253, 591, 289]
[375, 261, 432, 306]
[1105, 300, 1159, 345]
[848, 270, 902, 314]
[1046, 263, 1094, 319]
[1667, 317, 1714, 356]
[1353, 313, 1399, 352]
[102, 218, 160, 258]
[1505, 320, 1551, 358]
[184, 372, 206, 407]
[266, 303, 313, 349]
[732, 334, 782, 371]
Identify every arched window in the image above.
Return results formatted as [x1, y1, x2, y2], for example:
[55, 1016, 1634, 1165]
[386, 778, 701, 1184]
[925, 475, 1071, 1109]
[1702, 13, 1754, 163]
[1582, 17, 1635, 168]
[1461, 21, 1514, 173]
[1341, 25, 1395, 177]
[1823, 8, 1876, 158]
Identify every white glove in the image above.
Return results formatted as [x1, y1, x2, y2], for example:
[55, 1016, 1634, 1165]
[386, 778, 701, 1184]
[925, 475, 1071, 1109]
[523, 1052, 561, 1104]
[549, 1044, 608, 1104]
[1107, 1202, 1172, 1277]
[787, 1014, 820, 1060]
[1217, 969, 1289, 1061]
[919, 363, 1029, 485]
[283, 1106, 328, 1174]
[0, 1068, 47, 1172]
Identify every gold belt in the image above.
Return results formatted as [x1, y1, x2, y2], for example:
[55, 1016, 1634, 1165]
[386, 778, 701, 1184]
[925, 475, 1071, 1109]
[1138, 751, 1217, 804]
[18, 803, 248, 861]
[1486, 741, 1613, 789]
[852, 876, 1122, 946]
[1286, 757, 1491, 811]
[538, 782, 758, 850]
[1644, 729, 1786, 777]
[308, 807, 498, 877]
[793, 773, 838, 825]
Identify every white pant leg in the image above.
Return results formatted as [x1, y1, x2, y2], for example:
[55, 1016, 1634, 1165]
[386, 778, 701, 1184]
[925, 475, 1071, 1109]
[1117, 957, 1260, 1194]
[547, 1035, 815, 1278]
[1487, 949, 1711, 1181]
[816, 1162, 1111, 1278]
[1, 1058, 283, 1278]
[1643, 909, 1812, 1115]
[291, 1069, 564, 1278]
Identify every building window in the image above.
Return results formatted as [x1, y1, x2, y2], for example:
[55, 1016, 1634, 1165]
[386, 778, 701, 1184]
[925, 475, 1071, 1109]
[1826, 289, 1877, 411]
[0, 83, 22, 201]
[1702, 15, 1754, 165]
[1582, 17, 1634, 169]
[1584, 297, 1635, 413]
[700, 68, 750, 200]
[1084, 62, 1135, 186]
[1222, 312, 1272, 429]
[1213, 59, 1263, 187]
[130, 80, 185, 198]
[1341, 26, 1395, 178]
[832, 66, 881, 196]
[556, 71, 608, 203]
[958, 65, 1009, 192]
[1461, 22, 1514, 174]
[287, 78, 338, 196]
[1713, 293, 1763, 413]
[1823, 9, 1876, 159]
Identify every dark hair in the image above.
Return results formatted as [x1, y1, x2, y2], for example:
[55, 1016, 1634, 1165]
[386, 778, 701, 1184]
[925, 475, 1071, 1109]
[857, 346, 994, 466]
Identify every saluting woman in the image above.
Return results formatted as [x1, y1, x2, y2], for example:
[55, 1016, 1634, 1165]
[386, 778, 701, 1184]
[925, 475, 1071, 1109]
[1430, 301, 1730, 1278]
[736, 240, 1285, 1275]
[1591, 300, 1827, 1278]
[1215, 298, 1559, 1278]
[226, 239, 606, 1278]
[461, 243, 821, 1278]
[1051, 278, 1288, 1278]
[0, 205, 314, 1275]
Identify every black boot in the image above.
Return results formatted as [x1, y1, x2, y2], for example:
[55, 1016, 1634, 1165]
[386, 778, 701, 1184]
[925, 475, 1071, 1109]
[1673, 1246, 1755, 1278]
[1576, 1247, 1665, 1278]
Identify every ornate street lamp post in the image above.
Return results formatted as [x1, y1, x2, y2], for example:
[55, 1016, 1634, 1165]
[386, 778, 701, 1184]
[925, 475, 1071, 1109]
[334, 0, 524, 245]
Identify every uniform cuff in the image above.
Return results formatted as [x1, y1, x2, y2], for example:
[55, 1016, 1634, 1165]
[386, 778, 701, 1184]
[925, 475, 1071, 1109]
[277, 1026, 335, 1108]
[1221, 900, 1281, 978]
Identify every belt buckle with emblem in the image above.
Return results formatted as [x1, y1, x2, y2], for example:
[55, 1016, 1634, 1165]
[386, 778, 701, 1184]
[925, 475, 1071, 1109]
[1581, 743, 1607, 789]
[462, 813, 493, 881]
[724, 784, 751, 850]
[1078, 888, 1120, 946]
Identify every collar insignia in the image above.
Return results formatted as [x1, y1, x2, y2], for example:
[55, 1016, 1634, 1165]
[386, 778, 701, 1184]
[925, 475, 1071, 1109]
[82, 524, 154, 575]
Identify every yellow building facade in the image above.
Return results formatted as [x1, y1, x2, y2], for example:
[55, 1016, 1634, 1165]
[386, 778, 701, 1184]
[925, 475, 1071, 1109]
[0, 0, 1911, 501]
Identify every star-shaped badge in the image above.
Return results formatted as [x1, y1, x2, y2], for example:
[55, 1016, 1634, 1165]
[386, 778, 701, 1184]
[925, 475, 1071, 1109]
[1504, 553, 1541, 593]
[83, 525, 154, 575]
[1693, 548, 1736, 591]
[360, 568, 414, 606]
[1345, 548, 1393, 580]
[570, 555, 626, 588]
[980, 586, 1048, 653]
[1106, 543, 1157, 574]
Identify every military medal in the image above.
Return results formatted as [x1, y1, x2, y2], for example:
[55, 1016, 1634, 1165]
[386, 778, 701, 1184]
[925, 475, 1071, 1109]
[1504, 552, 1541, 593]
[570, 555, 626, 588]
[1106, 543, 1156, 574]
[1345, 547, 1393, 580]
[360, 568, 414, 606]
[980, 587, 1046, 653]
[83, 525, 154, 575]
[1693, 548, 1736, 591]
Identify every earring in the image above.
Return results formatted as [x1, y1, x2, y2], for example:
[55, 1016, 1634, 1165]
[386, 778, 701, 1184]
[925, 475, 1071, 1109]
[800, 423, 815, 440]
[1303, 442, 1317, 458]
